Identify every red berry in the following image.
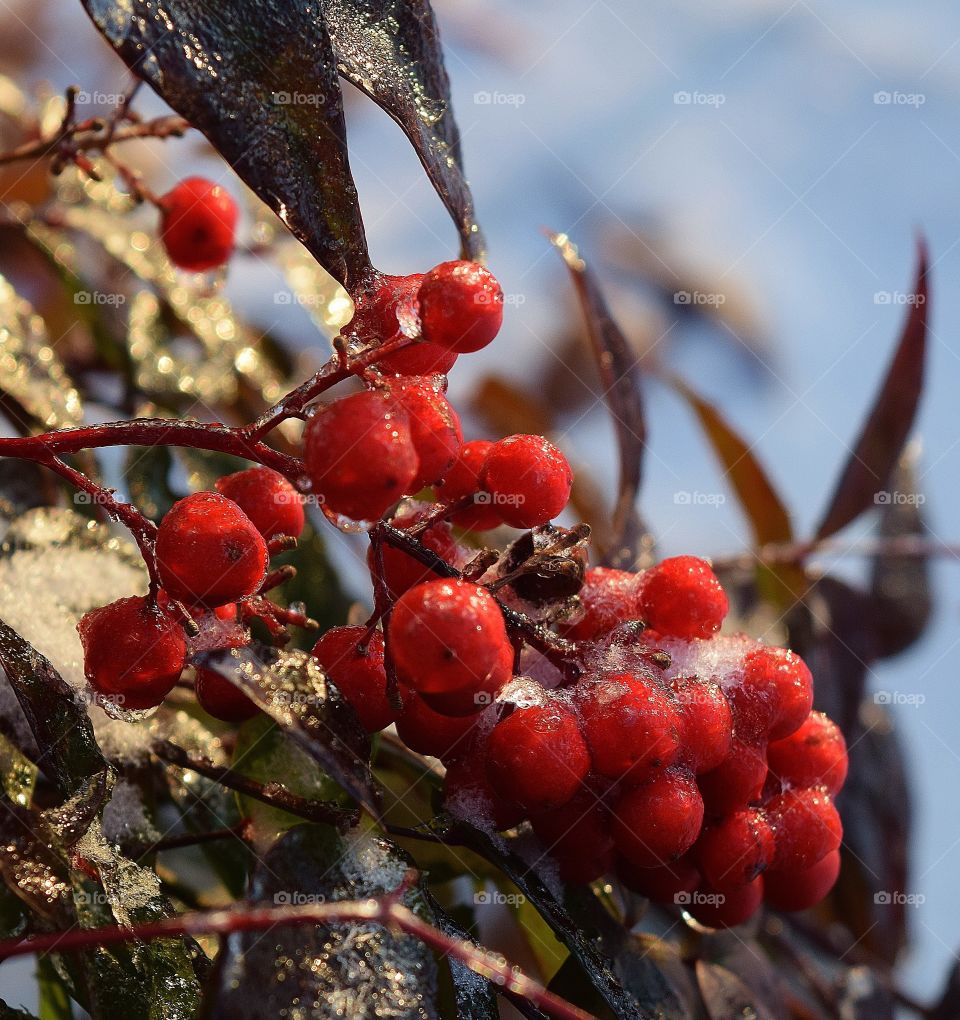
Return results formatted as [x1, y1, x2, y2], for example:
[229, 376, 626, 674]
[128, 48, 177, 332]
[613, 767, 704, 868]
[394, 688, 483, 759]
[311, 626, 392, 733]
[479, 434, 573, 529]
[444, 752, 524, 831]
[767, 711, 848, 797]
[530, 792, 614, 884]
[562, 567, 640, 641]
[764, 849, 841, 911]
[698, 739, 768, 815]
[766, 787, 842, 872]
[437, 439, 503, 531]
[79, 596, 186, 711]
[214, 466, 304, 540]
[156, 492, 268, 606]
[350, 273, 423, 344]
[575, 672, 680, 781]
[159, 177, 237, 272]
[686, 876, 763, 928]
[304, 390, 418, 521]
[670, 675, 733, 774]
[378, 342, 458, 377]
[385, 377, 462, 489]
[195, 666, 259, 723]
[389, 579, 513, 714]
[695, 809, 774, 891]
[617, 855, 701, 904]
[741, 646, 814, 741]
[417, 260, 503, 354]
[486, 702, 590, 812]
[637, 556, 728, 640]
[371, 512, 461, 600]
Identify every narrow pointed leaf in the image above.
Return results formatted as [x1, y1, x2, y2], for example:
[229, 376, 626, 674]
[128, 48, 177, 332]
[80, 0, 371, 288]
[815, 240, 928, 539]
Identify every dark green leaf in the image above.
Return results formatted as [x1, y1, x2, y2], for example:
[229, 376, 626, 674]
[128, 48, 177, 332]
[80, 0, 371, 288]
[324, 0, 483, 259]
[427, 894, 500, 1020]
[551, 233, 650, 569]
[211, 825, 439, 1019]
[36, 955, 72, 1020]
[815, 240, 929, 539]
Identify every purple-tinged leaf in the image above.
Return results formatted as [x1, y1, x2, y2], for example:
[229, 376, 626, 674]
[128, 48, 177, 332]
[80, 0, 371, 289]
[815, 240, 928, 540]
[323, 0, 483, 259]
[550, 232, 649, 569]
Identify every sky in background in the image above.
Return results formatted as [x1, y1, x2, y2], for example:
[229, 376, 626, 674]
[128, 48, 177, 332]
[3, 0, 960, 1007]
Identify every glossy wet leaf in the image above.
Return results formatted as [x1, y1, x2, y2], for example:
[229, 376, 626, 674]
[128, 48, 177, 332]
[664, 373, 792, 547]
[0, 273, 83, 431]
[551, 233, 649, 569]
[212, 825, 438, 1019]
[194, 643, 379, 817]
[80, 0, 371, 289]
[323, 0, 483, 259]
[695, 960, 776, 1020]
[815, 240, 929, 540]
[427, 894, 500, 1020]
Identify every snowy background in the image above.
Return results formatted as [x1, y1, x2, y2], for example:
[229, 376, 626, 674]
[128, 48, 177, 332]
[2, 0, 959, 1007]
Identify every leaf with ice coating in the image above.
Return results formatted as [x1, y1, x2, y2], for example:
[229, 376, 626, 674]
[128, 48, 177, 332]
[212, 825, 438, 1019]
[0, 274, 83, 431]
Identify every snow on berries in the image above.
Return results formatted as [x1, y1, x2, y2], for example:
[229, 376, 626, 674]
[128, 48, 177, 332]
[158, 176, 238, 272]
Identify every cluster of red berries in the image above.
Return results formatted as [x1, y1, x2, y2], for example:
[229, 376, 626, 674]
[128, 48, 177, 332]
[76, 235, 845, 927]
[319, 558, 846, 927]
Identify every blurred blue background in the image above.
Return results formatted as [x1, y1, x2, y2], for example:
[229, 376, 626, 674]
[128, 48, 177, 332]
[2, 0, 958, 1008]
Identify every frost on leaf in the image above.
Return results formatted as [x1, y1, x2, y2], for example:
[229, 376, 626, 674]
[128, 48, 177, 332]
[213, 826, 438, 1020]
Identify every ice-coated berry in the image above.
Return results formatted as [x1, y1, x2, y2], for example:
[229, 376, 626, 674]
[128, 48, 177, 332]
[697, 738, 768, 816]
[394, 688, 483, 759]
[742, 646, 814, 741]
[372, 512, 461, 600]
[670, 675, 734, 774]
[766, 787, 842, 872]
[486, 702, 590, 812]
[444, 752, 524, 831]
[417, 260, 503, 354]
[378, 341, 458, 377]
[159, 177, 237, 272]
[195, 666, 259, 723]
[156, 492, 268, 606]
[562, 567, 641, 641]
[385, 376, 462, 489]
[575, 672, 680, 781]
[479, 434, 573, 529]
[311, 627, 392, 733]
[304, 390, 418, 522]
[349, 273, 423, 344]
[389, 579, 513, 714]
[695, 809, 774, 891]
[530, 792, 614, 884]
[764, 849, 840, 911]
[437, 439, 503, 531]
[613, 767, 704, 868]
[214, 466, 304, 540]
[617, 855, 701, 904]
[637, 556, 728, 640]
[767, 711, 848, 797]
[687, 876, 763, 928]
[79, 596, 186, 710]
